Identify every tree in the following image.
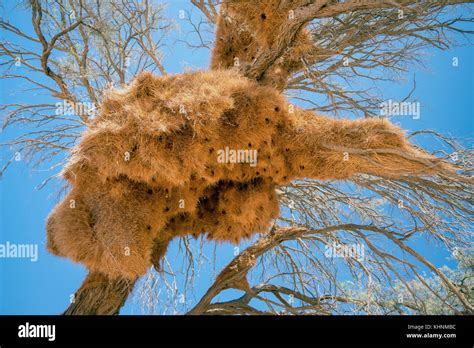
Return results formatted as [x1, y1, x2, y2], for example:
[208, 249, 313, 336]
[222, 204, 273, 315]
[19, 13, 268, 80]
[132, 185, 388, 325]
[1, 0, 473, 315]
[344, 248, 473, 315]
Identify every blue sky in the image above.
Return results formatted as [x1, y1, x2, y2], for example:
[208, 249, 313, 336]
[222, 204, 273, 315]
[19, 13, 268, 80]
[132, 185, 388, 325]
[0, 1, 472, 314]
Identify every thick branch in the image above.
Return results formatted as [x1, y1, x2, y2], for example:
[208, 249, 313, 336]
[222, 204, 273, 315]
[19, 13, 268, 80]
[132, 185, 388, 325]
[187, 224, 354, 315]
[64, 272, 137, 315]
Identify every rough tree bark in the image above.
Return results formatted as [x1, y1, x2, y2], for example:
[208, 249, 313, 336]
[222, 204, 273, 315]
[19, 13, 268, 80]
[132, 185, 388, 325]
[64, 272, 137, 315]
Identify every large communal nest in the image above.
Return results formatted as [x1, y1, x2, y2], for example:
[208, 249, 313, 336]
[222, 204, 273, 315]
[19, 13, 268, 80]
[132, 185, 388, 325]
[47, 69, 448, 279]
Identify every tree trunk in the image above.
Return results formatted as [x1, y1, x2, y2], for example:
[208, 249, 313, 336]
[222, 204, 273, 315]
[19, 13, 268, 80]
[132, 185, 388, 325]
[64, 272, 137, 315]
